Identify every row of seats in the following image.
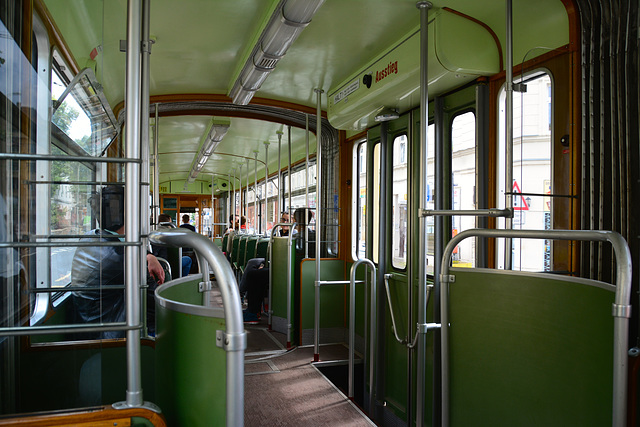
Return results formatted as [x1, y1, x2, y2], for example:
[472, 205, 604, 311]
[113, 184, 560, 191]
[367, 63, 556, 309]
[222, 233, 269, 275]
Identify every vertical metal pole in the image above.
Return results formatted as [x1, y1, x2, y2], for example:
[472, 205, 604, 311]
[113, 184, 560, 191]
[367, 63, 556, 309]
[375, 121, 389, 423]
[277, 131, 283, 218]
[286, 231, 293, 348]
[416, 2, 432, 426]
[124, 0, 143, 407]
[287, 126, 292, 216]
[232, 169, 237, 229]
[264, 142, 270, 235]
[238, 163, 243, 227]
[153, 105, 159, 229]
[305, 114, 310, 258]
[504, 0, 514, 269]
[215, 175, 218, 242]
[476, 84, 490, 268]
[313, 88, 323, 362]
[246, 158, 250, 230]
[139, 0, 152, 336]
[305, 113, 310, 207]
[254, 150, 259, 234]
[227, 171, 231, 231]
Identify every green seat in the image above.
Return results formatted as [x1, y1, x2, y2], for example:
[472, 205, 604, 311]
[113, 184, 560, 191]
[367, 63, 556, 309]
[256, 238, 269, 259]
[240, 236, 260, 274]
[234, 235, 248, 271]
[230, 235, 241, 268]
[222, 234, 229, 255]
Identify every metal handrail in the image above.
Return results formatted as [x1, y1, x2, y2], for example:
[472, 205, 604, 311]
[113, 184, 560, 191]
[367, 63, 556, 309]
[348, 258, 376, 407]
[149, 228, 246, 427]
[383, 273, 438, 350]
[439, 229, 632, 427]
[383, 273, 406, 345]
[420, 208, 512, 218]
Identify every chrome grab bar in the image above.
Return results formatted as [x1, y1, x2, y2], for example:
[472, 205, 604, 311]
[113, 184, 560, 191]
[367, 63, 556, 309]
[384, 274, 437, 349]
[349, 258, 376, 406]
[439, 229, 632, 427]
[149, 228, 246, 427]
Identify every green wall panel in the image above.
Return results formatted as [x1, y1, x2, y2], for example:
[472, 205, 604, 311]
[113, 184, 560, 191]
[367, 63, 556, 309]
[300, 260, 346, 330]
[447, 268, 615, 427]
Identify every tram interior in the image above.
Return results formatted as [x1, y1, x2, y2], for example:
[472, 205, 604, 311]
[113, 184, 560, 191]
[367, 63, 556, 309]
[1, 0, 639, 426]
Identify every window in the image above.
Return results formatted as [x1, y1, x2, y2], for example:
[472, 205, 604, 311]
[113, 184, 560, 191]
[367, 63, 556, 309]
[372, 143, 381, 264]
[451, 111, 476, 267]
[497, 72, 552, 271]
[352, 141, 367, 259]
[426, 124, 435, 274]
[282, 162, 316, 212]
[391, 134, 408, 269]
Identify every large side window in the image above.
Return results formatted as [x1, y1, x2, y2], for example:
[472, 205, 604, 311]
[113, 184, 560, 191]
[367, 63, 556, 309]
[497, 72, 552, 271]
[391, 134, 408, 269]
[451, 111, 476, 267]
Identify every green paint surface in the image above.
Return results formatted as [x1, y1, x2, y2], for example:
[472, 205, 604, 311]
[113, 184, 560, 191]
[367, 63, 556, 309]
[447, 269, 614, 426]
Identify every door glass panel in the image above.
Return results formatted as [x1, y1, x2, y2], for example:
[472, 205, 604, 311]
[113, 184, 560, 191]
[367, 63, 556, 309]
[451, 111, 476, 267]
[497, 73, 552, 271]
[372, 143, 380, 264]
[426, 124, 435, 274]
[391, 134, 408, 269]
[352, 142, 366, 259]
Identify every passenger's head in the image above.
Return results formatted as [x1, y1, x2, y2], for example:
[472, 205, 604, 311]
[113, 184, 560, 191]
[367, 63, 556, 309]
[293, 208, 313, 226]
[229, 214, 235, 225]
[240, 216, 247, 226]
[91, 185, 125, 232]
[158, 213, 172, 224]
[182, 214, 190, 224]
[280, 212, 290, 223]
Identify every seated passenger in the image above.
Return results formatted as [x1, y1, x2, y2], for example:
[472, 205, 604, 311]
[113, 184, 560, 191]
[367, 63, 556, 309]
[71, 186, 165, 339]
[277, 211, 290, 237]
[293, 208, 316, 258]
[152, 213, 192, 277]
[179, 214, 196, 232]
[224, 215, 237, 258]
[239, 257, 269, 324]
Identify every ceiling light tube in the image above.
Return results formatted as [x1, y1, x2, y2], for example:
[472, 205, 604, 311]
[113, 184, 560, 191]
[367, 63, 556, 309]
[186, 118, 231, 184]
[230, 0, 326, 105]
[201, 123, 230, 156]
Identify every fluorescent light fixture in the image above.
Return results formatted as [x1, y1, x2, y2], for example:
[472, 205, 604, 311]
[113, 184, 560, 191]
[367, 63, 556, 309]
[186, 118, 230, 184]
[202, 122, 230, 156]
[229, 0, 325, 105]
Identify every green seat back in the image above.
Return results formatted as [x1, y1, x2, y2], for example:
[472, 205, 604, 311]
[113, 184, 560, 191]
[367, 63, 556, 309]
[244, 236, 259, 265]
[256, 238, 269, 259]
[221, 235, 228, 254]
[230, 235, 241, 264]
[237, 235, 249, 268]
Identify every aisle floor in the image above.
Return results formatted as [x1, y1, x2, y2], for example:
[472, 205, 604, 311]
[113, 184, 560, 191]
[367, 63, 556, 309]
[243, 321, 374, 427]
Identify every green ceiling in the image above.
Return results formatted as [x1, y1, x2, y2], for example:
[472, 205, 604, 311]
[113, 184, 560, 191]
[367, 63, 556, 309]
[42, 0, 569, 191]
